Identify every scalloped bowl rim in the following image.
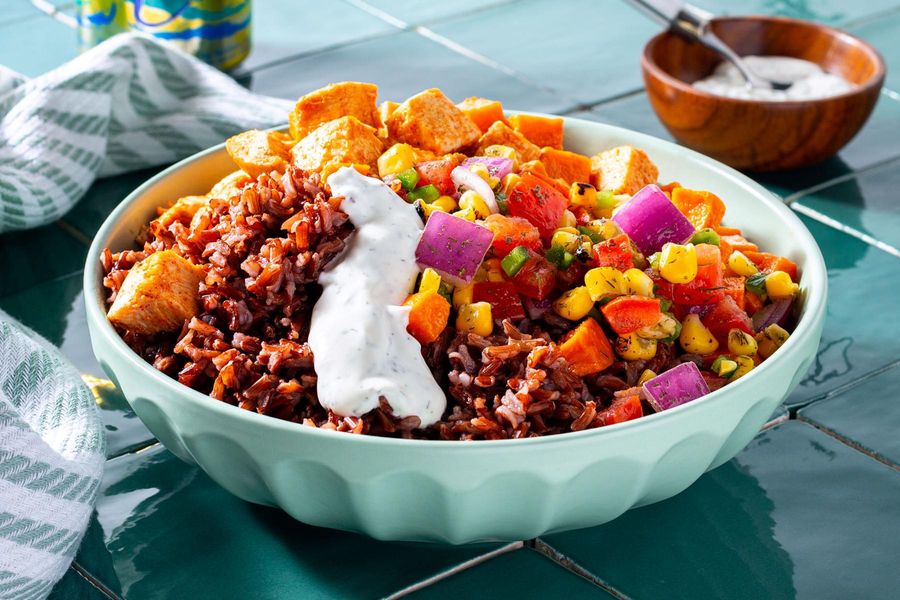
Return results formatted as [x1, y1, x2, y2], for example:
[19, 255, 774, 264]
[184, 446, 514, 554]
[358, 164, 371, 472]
[84, 114, 827, 450]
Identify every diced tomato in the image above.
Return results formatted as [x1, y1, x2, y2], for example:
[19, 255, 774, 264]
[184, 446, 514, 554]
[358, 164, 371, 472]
[702, 296, 752, 343]
[722, 276, 745, 310]
[718, 236, 734, 266]
[715, 225, 742, 236]
[473, 281, 525, 321]
[600, 295, 662, 335]
[592, 234, 634, 270]
[508, 173, 568, 240]
[648, 269, 674, 301]
[743, 251, 799, 282]
[482, 214, 542, 257]
[597, 395, 643, 426]
[720, 234, 758, 254]
[414, 159, 456, 196]
[672, 243, 724, 305]
[512, 256, 556, 300]
[571, 206, 593, 226]
[743, 288, 765, 315]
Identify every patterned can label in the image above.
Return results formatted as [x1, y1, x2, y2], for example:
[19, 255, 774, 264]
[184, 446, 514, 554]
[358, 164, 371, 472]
[76, 1, 251, 70]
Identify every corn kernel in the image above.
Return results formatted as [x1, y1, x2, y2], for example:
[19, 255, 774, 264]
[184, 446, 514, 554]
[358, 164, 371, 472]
[484, 144, 520, 170]
[731, 355, 755, 379]
[468, 163, 500, 189]
[712, 356, 738, 378]
[616, 332, 658, 361]
[558, 209, 577, 229]
[637, 313, 679, 340]
[552, 286, 594, 320]
[679, 313, 719, 354]
[419, 268, 442, 294]
[584, 267, 625, 301]
[453, 206, 477, 222]
[377, 143, 415, 177]
[765, 270, 799, 300]
[432, 195, 457, 212]
[660, 243, 698, 284]
[756, 323, 790, 358]
[456, 302, 493, 337]
[593, 219, 622, 241]
[501, 173, 521, 197]
[623, 268, 654, 297]
[728, 251, 759, 277]
[638, 369, 657, 385]
[458, 190, 491, 219]
[551, 227, 582, 252]
[569, 182, 598, 209]
[727, 328, 758, 356]
[484, 258, 504, 282]
[453, 283, 474, 308]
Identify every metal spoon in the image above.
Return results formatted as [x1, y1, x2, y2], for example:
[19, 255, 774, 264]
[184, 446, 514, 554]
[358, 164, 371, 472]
[626, 0, 793, 91]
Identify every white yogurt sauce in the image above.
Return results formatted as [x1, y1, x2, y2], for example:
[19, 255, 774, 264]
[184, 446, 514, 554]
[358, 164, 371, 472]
[692, 55, 853, 101]
[308, 167, 446, 427]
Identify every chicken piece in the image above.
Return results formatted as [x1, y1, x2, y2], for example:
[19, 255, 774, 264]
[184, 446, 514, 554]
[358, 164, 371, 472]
[208, 170, 252, 200]
[107, 250, 204, 335]
[225, 129, 292, 179]
[475, 121, 541, 163]
[155, 196, 208, 229]
[385, 88, 481, 155]
[291, 116, 384, 175]
[590, 145, 659, 195]
[379, 100, 399, 125]
[508, 114, 564, 149]
[288, 81, 382, 140]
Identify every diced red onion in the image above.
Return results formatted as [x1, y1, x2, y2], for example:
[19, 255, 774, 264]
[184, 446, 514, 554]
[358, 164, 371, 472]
[451, 166, 499, 214]
[415, 211, 494, 286]
[461, 157, 514, 181]
[751, 298, 794, 332]
[612, 184, 695, 255]
[643, 361, 710, 412]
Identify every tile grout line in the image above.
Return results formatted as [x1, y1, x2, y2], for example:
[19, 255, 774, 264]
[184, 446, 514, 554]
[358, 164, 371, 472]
[841, 4, 900, 30]
[531, 538, 633, 600]
[382, 541, 524, 599]
[56, 219, 93, 246]
[791, 202, 900, 259]
[793, 417, 900, 472]
[30, 0, 77, 28]
[70, 561, 122, 600]
[788, 358, 900, 415]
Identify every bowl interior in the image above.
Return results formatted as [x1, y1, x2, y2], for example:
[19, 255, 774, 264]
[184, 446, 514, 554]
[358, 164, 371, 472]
[648, 16, 883, 88]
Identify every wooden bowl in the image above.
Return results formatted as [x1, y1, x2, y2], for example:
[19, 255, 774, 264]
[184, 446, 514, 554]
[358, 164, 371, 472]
[641, 16, 885, 171]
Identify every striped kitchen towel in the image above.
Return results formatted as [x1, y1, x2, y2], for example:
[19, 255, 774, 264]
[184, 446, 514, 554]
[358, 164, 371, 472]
[0, 31, 292, 234]
[0, 311, 106, 600]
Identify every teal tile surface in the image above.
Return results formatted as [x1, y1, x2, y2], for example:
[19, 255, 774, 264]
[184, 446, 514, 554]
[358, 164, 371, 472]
[237, 0, 398, 72]
[799, 362, 900, 466]
[569, 93, 673, 141]
[427, 0, 657, 107]
[0, 271, 155, 457]
[63, 166, 164, 239]
[362, 0, 514, 25]
[94, 444, 504, 600]
[249, 29, 570, 113]
[786, 214, 900, 406]
[790, 158, 900, 249]
[541, 421, 900, 600]
[408, 549, 614, 599]
[0, 223, 87, 298]
[46, 567, 108, 600]
[0, 12, 76, 77]
[696, 0, 900, 25]
[0, 1, 43, 26]
[852, 11, 900, 90]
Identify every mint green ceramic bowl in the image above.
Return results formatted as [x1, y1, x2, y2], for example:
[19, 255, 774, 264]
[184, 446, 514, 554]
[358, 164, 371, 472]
[84, 116, 826, 543]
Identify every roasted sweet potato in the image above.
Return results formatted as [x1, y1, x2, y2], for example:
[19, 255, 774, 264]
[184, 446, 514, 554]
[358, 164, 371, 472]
[540, 147, 592, 185]
[457, 97, 508, 133]
[508, 114, 564, 149]
[289, 81, 381, 140]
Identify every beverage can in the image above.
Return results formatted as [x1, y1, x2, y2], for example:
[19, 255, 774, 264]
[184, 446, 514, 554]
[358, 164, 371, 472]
[76, 0, 252, 71]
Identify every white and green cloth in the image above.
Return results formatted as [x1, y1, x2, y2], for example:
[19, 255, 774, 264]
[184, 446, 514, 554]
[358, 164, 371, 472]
[0, 33, 293, 598]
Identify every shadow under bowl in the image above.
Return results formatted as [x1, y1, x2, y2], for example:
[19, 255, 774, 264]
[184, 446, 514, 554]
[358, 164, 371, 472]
[641, 16, 885, 172]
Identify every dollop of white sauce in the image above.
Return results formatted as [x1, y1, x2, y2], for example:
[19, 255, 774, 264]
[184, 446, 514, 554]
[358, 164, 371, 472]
[308, 167, 446, 427]
[692, 55, 853, 101]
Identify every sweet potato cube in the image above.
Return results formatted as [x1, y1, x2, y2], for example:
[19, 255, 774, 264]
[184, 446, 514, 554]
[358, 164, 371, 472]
[107, 250, 204, 335]
[508, 114, 564, 149]
[209, 170, 252, 200]
[540, 147, 592, 185]
[558, 318, 614, 376]
[379, 100, 399, 125]
[475, 121, 541, 162]
[456, 97, 508, 133]
[385, 88, 481, 155]
[590, 145, 659, 195]
[155, 196, 207, 228]
[291, 116, 384, 175]
[225, 130, 291, 179]
[288, 81, 382, 140]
